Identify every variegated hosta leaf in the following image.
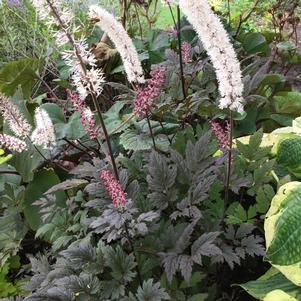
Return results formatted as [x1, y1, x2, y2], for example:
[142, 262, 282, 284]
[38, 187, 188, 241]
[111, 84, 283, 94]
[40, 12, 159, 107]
[265, 182, 301, 285]
[277, 138, 301, 169]
[240, 268, 301, 300]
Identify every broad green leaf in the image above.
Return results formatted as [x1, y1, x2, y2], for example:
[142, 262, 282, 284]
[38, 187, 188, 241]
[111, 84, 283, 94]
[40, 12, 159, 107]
[10, 145, 43, 183]
[0, 169, 21, 193]
[56, 111, 86, 140]
[24, 168, 66, 230]
[265, 182, 301, 285]
[243, 33, 269, 55]
[270, 114, 293, 127]
[0, 58, 42, 98]
[273, 92, 301, 116]
[240, 268, 301, 300]
[40, 103, 65, 124]
[147, 30, 170, 64]
[120, 129, 169, 152]
[103, 101, 129, 134]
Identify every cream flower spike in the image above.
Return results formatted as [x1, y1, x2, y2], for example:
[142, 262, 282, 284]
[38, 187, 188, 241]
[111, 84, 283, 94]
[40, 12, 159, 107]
[178, 0, 244, 112]
[31, 108, 56, 149]
[89, 5, 145, 84]
[0, 93, 32, 138]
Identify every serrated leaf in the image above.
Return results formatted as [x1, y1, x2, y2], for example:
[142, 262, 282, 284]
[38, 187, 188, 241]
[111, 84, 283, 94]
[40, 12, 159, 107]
[60, 241, 97, 269]
[136, 279, 170, 301]
[226, 203, 248, 225]
[147, 151, 177, 192]
[241, 235, 265, 257]
[191, 232, 221, 265]
[102, 246, 136, 282]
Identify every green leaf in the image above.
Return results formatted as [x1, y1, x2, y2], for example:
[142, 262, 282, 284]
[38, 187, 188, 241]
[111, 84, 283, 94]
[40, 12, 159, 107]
[120, 129, 169, 152]
[179, 272, 206, 289]
[270, 114, 293, 127]
[226, 203, 248, 225]
[102, 245, 137, 283]
[136, 279, 170, 301]
[256, 184, 275, 214]
[0, 58, 42, 98]
[147, 30, 170, 64]
[40, 103, 65, 124]
[0, 263, 18, 297]
[240, 268, 301, 300]
[103, 101, 129, 134]
[10, 145, 43, 183]
[186, 293, 208, 301]
[273, 92, 301, 116]
[56, 111, 86, 140]
[0, 210, 27, 265]
[243, 33, 269, 55]
[24, 169, 66, 230]
[249, 129, 264, 150]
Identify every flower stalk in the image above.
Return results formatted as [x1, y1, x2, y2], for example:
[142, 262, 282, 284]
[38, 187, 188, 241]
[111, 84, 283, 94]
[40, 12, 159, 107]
[45, 0, 119, 180]
[177, 5, 187, 100]
[223, 111, 234, 221]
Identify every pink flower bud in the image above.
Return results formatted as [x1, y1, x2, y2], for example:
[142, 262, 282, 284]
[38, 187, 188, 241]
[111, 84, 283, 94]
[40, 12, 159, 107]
[100, 170, 127, 208]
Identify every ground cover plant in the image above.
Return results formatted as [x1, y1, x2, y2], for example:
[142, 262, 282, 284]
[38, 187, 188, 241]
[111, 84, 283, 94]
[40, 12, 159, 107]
[0, 0, 301, 300]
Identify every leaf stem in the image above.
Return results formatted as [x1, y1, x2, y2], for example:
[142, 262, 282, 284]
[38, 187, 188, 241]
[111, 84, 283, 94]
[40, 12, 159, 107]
[223, 111, 234, 221]
[147, 113, 157, 151]
[176, 5, 187, 100]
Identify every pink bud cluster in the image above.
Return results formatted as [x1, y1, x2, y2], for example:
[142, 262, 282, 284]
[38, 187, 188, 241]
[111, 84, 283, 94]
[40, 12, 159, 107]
[181, 41, 193, 64]
[209, 119, 231, 151]
[133, 66, 166, 118]
[67, 89, 101, 139]
[100, 169, 127, 208]
[0, 134, 27, 152]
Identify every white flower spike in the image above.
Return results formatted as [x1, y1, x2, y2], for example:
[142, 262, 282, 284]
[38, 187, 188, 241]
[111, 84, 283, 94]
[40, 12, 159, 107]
[89, 5, 145, 84]
[178, 0, 244, 112]
[31, 108, 56, 149]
